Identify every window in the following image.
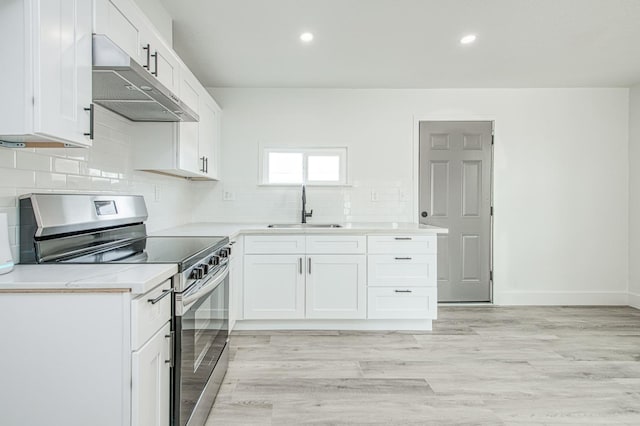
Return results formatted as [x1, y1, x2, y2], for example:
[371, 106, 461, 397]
[262, 148, 347, 185]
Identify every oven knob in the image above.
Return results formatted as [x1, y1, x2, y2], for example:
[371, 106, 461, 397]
[209, 255, 220, 266]
[202, 264, 210, 274]
[219, 249, 228, 258]
[194, 266, 205, 280]
[189, 268, 199, 280]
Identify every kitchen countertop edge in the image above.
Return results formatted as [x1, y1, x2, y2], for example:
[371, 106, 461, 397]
[153, 222, 448, 239]
[0, 263, 178, 294]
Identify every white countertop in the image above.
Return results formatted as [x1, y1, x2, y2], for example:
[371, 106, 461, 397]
[0, 264, 177, 294]
[153, 222, 448, 239]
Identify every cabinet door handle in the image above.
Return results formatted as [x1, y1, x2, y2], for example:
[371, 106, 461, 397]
[204, 157, 208, 174]
[308, 257, 311, 275]
[164, 331, 174, 367]
[83, 104, 94, 140]
[148, 288, 172, 304]
[394, 289, 412, 293]
[200, 156, 206, 172]
[299, 257, 302, 274]
[142, 44, 151, 69]
[151, 51, 158, 76]
[394, 257, 412, 260]
[394, 237, 412, 241]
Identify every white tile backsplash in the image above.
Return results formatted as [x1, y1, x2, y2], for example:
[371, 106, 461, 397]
[0, 106, 196, 261]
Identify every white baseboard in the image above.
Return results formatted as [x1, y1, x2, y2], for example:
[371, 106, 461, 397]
[493, 291, 629, 306]
[628, 292, 640, 309]
[234, 319, 433, 331]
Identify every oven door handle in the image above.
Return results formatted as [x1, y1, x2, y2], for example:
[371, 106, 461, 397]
[180, 264, 229, 313]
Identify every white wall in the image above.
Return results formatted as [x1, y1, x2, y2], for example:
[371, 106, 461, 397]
[0, 106, 193, 262]
[193, 88, 630, 305]
[629, 85, 640, 308]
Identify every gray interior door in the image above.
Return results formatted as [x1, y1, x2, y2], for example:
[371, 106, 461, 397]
[419, 121, 492, 302]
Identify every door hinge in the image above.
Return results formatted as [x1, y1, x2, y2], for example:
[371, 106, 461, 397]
[491, 135, 495, 145]
[490, 206, 494, 216]
[490, 271, 493, 282]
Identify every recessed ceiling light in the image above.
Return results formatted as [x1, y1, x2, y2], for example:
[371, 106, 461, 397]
[300, 32, 314, 43]
[460, 34, 477, 45]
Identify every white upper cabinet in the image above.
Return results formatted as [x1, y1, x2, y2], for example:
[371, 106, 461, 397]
[0, 0, 93, 147]
[132, 83, 221, 181]
[94, 0, 181, 95]
[198, 92, 222, 180]
[93, 0, 144, 63]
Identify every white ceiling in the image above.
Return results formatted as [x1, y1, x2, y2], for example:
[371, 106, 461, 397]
[160, 0, 640, 88]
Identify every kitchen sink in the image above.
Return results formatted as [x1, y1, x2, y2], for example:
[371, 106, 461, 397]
[267, 223, 342, 228]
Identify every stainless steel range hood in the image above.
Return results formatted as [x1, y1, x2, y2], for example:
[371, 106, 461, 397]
[92, 34, 198, 122]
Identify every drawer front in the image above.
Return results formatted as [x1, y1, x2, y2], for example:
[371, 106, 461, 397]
[306, 235, 366, 254]
[131, 279, 172, 350]
[367, 235, 436, 254]
[368, 255, 436, 286]
[367, 287, 437, 319]
[244, 235, 305, 254]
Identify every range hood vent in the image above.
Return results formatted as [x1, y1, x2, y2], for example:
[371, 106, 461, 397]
[92, 35, 198, 122]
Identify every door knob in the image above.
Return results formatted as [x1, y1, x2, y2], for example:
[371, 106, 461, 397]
[421, 211, 428, 218]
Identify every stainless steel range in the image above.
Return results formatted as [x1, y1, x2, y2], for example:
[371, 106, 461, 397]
[19, 193, 230, 426]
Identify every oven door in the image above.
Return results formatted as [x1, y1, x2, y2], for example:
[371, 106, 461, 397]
[174, 264, 229, 426]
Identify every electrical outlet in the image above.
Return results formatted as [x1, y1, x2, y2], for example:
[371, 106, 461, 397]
[371, 190, 379, 202]
[223, 190, 235, 201]
[154, 184, 161, 202]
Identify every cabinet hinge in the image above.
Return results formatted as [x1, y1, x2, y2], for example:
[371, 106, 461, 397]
[490, 206, 494, 216]
[490, 271, 493, 282]
[0, 140, 27, 148]
[491, 135, 495, 145]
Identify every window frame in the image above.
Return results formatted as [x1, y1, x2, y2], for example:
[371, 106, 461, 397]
[260, 147, 349, 186]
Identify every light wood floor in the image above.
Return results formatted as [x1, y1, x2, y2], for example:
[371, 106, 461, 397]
[205, 306, 640, 425]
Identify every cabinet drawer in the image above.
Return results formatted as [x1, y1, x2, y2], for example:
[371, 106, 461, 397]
[367, 235, 436, 254]
[131, 280, 172, 350]
[367, 255, 436, 286]
[244, 235, 305, 254]
[306, 235, 366, 254]
[367, 287, 437, 319]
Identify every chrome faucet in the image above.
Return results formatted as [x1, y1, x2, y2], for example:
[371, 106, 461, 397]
[301, 185, 313, 223]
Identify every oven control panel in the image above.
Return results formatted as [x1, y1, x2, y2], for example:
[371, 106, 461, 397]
[185, 246, 231, 287]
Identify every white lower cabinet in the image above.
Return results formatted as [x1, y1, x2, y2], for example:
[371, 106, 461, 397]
[306, 255, 366, 319]
[244, 254, 305, 319]
[0, 278, 173, 426]
[132, 322, 171, 426]
[367, 287, 437, 319]
[243, 235, 367, 320]
[366, 235, 438, 320]
[241, 234, 437, 324]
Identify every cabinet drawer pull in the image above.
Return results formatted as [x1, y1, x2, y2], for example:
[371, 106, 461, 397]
[148, 288, 172, 304]
[394, 289, 413, 293]
[299, 257, 302, 274]
[394, 257, 412, 260]
[308, 257, 311, 275]
[394, 237, 412, 241]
